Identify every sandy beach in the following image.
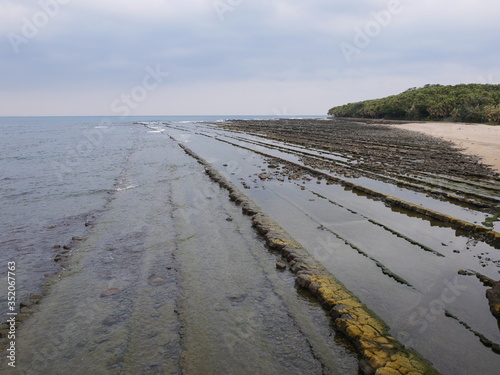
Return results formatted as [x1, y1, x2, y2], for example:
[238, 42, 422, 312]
[389, 122, 500, 173]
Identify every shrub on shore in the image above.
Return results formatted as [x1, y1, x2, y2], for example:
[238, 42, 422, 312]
[328, 83, 500, 124]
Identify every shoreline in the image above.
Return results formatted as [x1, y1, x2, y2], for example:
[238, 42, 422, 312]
[370, 120, 500, 173]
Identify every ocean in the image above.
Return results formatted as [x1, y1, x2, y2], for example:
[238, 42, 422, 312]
[2, 115, 362, 375]
[0, 115, 318, 315]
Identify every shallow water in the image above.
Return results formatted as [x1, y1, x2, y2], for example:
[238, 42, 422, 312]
[0, 117, 138, 314]
[1, 116, 358, 374]
[2, 117, 499, 375]
[165, 120, 500, 375]
[191, 122, 500, 232]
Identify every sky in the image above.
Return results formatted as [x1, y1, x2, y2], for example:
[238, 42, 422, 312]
[1, 0, 499, 116]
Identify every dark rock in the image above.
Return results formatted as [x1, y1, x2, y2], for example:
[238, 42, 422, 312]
[241, 203, 258, 215]
[478, 275, 496, 287]
[281, 246, 293, 258]
[291, 262, 308, 273]
[330, 304, 353, 320]
[149, 274, 166, 286]
[228, 294, 248, 303]
[102, 316, 120, 326]
[297, 274, 311, 288]
[296, 269, 313, 276]
[30, 293, 43, 302]
[100, 288, 120, 297]
[309, 282, 321, 295]
[276, 262, 287, 270]
[264, 231, 287, 249]
[486, 282, 500, 323]
[493, 344, 500, 354]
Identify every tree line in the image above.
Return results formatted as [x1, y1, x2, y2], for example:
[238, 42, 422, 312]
[328, 84, 500, 124]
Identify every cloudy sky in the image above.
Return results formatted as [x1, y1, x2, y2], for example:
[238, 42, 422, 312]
[1, 0, 499, 116]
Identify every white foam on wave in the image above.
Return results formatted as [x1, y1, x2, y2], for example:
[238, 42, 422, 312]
[115, 184, 138, 192]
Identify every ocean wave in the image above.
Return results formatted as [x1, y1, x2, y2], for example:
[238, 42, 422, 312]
[115, 184, 138, 192]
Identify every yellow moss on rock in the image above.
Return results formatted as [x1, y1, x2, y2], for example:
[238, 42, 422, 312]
[346, 325, 363, 339]
[369, 351, 389, 369]
[491, 301, 500, 314]
[269, 238, 288, 247]
[184, 127, 443, 375]
[361, 324, 382, 339]
[307, 273, 437, 374]
[384, 353, 434, 375]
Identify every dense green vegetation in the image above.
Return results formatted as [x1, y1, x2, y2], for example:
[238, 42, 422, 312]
[328, 84, 500, 123]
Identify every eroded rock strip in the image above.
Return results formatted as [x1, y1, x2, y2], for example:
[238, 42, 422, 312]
[173, 140, 360, 374]
[166, 120, 500, 375]
[177, 141, 440, 375]
[210, 132, 500, 247]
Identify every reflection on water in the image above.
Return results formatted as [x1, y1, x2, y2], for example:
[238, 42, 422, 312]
[1, 121, 357, 374]
[165, 120, 500, 375]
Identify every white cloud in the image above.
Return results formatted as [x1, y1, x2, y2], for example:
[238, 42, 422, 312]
[1, 0, 500, 115]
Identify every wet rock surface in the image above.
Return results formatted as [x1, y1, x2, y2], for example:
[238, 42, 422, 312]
[181, 141, 441, 375]
[486, 283, 500, 324]
[219, 119, 500, 247]
[166, 120, 500, 375]
[6, 120, 498, 375]
[1, 131, 361, 375]
[100, 288, 120, 298]
[223, 118, 498, 179]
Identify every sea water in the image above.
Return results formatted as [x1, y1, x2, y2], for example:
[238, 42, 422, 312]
[0, 115, 319, 315]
